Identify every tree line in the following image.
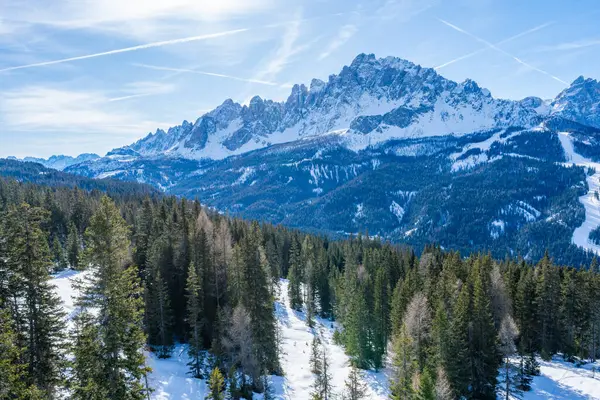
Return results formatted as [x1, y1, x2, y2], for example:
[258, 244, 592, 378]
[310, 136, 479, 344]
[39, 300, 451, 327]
[1, 175, 600, 399]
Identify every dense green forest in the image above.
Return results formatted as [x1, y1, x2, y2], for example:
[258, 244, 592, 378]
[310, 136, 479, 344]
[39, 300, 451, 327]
[1, 174, 600, 399]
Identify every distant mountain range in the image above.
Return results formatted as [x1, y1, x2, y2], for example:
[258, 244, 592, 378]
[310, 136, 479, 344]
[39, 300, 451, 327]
[8, 54, 600, 264]
[7, 153, 100, 171]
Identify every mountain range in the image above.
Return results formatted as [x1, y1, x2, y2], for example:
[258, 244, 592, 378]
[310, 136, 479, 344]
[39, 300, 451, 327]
[9, 53, 600, 264]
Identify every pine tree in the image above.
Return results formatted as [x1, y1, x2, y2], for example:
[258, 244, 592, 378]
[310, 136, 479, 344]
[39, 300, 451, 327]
[240, 222, 280, 378]
[416, 367, 435, 400]
[5, 204, 66, 396]
[0, 306, 42, 399]
[74, 196, 149, 399]
[147, 269, 174, 358]
[52, 236, 68, 271]
[186, 263, 205, 378]
[288, 239, 303, 311]
[469, 265, 499, 400]
[66, 221, 81, 269]
[536, 255, 560, 360]
[390, 323, 416, 400]
[446, 279, 470, 397]
[70, 312, 108, 400]
[372, 265, 390, 370]
[310, 336, 323, 374]
[206, 367, 225, 400]
[343, 366, 368, 400]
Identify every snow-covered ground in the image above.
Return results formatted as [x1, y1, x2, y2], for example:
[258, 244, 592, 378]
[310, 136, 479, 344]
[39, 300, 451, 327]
[557, 132, 600, 254]
[51, 271, 600, 399]
[272, 279, 389, 400]
[502, 357, 600, 400]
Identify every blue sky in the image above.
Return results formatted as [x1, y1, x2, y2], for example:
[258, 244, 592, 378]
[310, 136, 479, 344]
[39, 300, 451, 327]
[1, 0, 599, 158]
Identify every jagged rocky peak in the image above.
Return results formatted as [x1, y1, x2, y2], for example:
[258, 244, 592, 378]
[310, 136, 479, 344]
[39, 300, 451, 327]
[552, 75, 600, 128]
[104, 54, 572, 161]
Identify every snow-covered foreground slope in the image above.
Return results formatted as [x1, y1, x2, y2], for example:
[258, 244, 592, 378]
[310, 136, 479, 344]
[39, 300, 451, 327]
[51, 271, 600, 399]
[272, 279, 389, 399]
[558, 132, 600, 254]
[505, 357, 600, 400]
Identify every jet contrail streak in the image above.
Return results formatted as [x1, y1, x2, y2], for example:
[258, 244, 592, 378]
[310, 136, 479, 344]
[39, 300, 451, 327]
[437, 18, 567, 84]
[0, 28, 248, 73]
[133, 64, 278, 86]
[434, 22, 553, 70]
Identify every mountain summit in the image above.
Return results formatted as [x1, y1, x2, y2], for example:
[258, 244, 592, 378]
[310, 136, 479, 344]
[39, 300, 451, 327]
[115, 54, 542, 161]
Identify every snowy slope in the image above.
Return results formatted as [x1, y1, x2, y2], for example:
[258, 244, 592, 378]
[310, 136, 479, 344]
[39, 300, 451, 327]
[557, 132, 600, 254]
[51, 272, 600, 399]
[272, 279, 389, 399]
[502, 357, 600, 400]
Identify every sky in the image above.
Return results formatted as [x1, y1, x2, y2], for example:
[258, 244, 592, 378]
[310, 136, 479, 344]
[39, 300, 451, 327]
[1, 0, 599, 158]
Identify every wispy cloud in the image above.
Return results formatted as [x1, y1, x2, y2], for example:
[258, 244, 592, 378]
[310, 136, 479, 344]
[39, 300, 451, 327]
[4, 0, 273, 41]
[0, 28, 249, 73]
[0, 86, 168, 135]
[435, 21, 553, 70]
[107, 81, 175, 102]
[437, 18, 567, 85]
[534, 38, 600, 53]
[253, 12, 304, 83]
[318, 24, 358, 60]
[133, 63, 279, 86]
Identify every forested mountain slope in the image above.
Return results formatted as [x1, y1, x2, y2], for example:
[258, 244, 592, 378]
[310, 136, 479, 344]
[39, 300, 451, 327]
[48, 54, 600, 266]
[2, 176, 600, 399]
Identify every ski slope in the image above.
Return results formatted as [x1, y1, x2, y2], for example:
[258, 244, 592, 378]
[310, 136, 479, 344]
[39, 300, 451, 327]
[557, 132, 600, 254]
[51, 271, 600, 399]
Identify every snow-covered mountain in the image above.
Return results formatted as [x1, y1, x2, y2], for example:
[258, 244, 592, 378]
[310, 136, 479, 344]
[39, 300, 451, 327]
[115, 54, 542, 161]
[8, 153, 100, 171]
[57, 54, 600, 264]
[552, 76, 600, 129]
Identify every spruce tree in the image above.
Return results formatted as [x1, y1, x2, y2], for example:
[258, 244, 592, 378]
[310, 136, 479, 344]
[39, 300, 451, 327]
[240, 222, 280, 378]
[390, 323, 415, 400]
[66, 221, 81, 269]
[146, 269, 174, 358]
[5, 204, 66, 396]
[469, 265, 499, 400]
[74, 196, 149, 399]
[186, 263, 205, 378]
[288, 239, 303, 311]
[0, 306, 42, 399]
[416, 368, 435, 400]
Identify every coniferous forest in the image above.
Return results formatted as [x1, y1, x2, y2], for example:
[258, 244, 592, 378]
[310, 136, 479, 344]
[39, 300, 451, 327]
[2, 175, 600, 399]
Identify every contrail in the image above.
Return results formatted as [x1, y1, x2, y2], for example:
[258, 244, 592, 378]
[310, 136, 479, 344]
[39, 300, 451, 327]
[133, 64, 279, 86]
[0, 28, 248, 73]
[434, 22, 553, 70]
[108, 93, 156, 102]
[437, 18, 567, 85]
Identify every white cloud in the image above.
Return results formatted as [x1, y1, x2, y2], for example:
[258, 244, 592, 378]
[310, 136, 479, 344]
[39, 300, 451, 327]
[252, 12, 304, 83]
[4, 0, 274, 40]
[318, 24, 357, 60]
[0, 86, 169, 137]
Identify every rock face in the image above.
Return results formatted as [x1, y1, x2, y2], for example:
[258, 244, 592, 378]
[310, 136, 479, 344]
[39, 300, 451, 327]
[54, 54, 600, 264]
[552, 76, 600, 129]
[114, 54, 543, 160]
